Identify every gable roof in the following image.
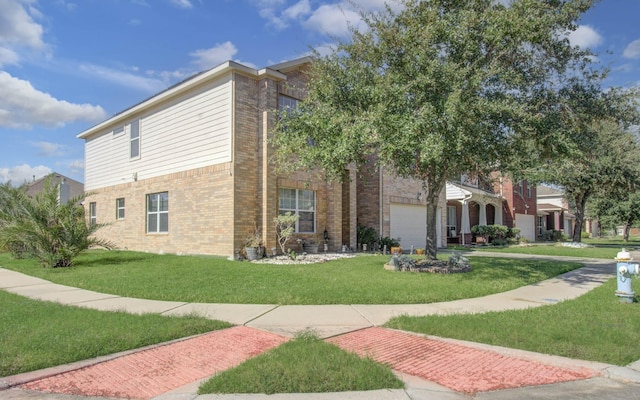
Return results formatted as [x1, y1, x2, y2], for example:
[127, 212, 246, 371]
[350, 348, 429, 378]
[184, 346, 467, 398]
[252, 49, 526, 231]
[77, 57, 312, 140]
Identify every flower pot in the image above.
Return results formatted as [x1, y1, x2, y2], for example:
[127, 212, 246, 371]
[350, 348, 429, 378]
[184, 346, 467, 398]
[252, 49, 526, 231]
[304, 244, 319, 254]
[245, 246, 261, 261]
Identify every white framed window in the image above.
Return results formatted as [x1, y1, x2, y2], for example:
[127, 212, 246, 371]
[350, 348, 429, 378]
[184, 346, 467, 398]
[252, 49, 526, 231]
[116, 198, 125, 220]
[279, 188, 316, 233]
[147, 192, 168, 233]
[89, 202, 97, 227]
[130, 119, 140, 159]
[526, 183, 532, 198]
[113, 125, 124, 137]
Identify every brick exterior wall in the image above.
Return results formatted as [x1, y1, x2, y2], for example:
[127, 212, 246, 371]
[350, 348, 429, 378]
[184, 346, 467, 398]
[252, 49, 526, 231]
[86, 163, 234, 255]
[495, 176, 537, 228]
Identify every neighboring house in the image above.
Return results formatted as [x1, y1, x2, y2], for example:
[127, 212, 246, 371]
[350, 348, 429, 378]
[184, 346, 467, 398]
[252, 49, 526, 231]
[26, 173, 84, 205]
[536, 185, 575, 238]
[445, 174, 537, 243]
[78, 57, 446, 257]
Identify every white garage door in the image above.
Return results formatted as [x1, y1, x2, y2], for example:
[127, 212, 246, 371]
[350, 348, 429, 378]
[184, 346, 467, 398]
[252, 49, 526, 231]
[515, 213, 535, 242]
[391, 203, 442, 250]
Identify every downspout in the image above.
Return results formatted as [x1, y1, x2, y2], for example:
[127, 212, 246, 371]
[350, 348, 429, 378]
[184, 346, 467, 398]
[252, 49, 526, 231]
[379, 166, 383, 239]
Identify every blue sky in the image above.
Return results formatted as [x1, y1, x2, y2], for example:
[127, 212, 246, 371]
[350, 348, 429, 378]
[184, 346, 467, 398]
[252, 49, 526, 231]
[0, 0, 638, 185]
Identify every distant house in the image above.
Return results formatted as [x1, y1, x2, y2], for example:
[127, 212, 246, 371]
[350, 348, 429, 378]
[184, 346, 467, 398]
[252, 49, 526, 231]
[26, 173, 84, 205]
[536, 185, 575, 238]
[77, 57, 446, 257]
[445, 174, 537, 244]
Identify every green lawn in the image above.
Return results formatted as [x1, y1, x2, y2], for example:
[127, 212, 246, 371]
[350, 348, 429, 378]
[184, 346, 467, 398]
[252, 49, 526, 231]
[386, 278, 640, 366]
[198, 332, 404, 395]
[0, 289, 230, 377]
[0, 250, 580, 304]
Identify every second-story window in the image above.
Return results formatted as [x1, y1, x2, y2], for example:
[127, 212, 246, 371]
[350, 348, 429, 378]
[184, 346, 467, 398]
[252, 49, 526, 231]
[130, 119, 140, 159]
[279, 95, 299, 114]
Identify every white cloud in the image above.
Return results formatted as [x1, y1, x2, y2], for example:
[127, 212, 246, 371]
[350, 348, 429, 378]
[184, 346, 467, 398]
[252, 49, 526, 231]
[79, 63, 167, 93]
[32, 141, 66, 157]
[567, 25, 603, 49]
[303, 4, 364, 37]
[282, 0, 311, 20]
[0, 0, 44, 49]
[0, 164, 52, 185]
[190, 41, 238, 70]
[0, 46, 19, 66]
[67, 159, 84, 171]
[169, 0, 193, 9]
[0, 71, 107, 129]
[623, 38, 640, 59]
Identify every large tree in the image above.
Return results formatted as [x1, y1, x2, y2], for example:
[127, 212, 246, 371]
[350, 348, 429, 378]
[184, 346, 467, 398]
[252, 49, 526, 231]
[272, 0, 597, 259]
[525, 79, 640, 242]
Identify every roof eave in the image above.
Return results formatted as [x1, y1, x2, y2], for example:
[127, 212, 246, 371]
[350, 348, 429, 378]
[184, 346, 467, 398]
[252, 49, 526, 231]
[77, 59, 295, 140]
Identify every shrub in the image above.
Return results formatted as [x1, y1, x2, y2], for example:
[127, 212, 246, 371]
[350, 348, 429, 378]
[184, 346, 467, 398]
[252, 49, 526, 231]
[357, 225, 378, 248]
[378, 236, 400, 250]
[0, 179, 114, 268]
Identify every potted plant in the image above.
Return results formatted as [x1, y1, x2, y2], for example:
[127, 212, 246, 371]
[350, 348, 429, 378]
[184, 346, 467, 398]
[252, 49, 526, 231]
[304, 238, 319, 254]
[244, 228, 264, 261]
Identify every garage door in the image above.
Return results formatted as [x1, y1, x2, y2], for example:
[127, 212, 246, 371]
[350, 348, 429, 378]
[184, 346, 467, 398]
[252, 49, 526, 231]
[515, 213, 535, 242]
[390, 203, 445, 250]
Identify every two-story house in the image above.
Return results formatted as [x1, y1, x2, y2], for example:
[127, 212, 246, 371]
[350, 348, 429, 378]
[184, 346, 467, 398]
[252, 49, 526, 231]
[78, 57, 447, 257]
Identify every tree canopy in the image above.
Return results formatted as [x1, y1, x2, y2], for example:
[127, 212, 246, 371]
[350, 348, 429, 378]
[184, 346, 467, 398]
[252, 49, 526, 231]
[272, 0, 599, 258]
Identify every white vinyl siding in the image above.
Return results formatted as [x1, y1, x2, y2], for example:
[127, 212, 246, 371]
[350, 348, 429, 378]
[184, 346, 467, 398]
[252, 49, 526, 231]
[84, 75, 233, 191]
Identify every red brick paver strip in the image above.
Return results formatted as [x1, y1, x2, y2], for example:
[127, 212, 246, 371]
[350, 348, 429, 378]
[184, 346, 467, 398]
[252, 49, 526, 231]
[327, 327, 596, 394]
[21, 326, 288, 399]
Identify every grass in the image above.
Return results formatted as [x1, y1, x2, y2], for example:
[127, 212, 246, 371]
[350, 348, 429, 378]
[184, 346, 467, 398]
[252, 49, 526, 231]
[385, 278, 640, 366]
[198, 331, 404, 395]
[0, 250, 580, 304]
[0, 289, 231, 377]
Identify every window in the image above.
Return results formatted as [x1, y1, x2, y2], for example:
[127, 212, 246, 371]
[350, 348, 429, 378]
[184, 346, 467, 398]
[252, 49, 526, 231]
[89, 202, 96, 227]
[526, 182, 532, 198]
[113, 125, 124, 137]
[147, 192, 168, 233]
[447, 206, 457, 237]
[130, 119, 140, 159]
[518, 181, 524, 196]
[279, 188, 315, 233]
[116, 198, 125, 219]
[279, 95, 299, 114]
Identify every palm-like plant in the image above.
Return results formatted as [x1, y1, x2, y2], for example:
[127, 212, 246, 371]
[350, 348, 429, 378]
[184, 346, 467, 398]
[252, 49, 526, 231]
[0, 179, 114, 268]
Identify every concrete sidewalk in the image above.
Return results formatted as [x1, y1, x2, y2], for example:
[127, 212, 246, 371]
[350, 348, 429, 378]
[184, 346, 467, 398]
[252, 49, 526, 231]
[2, 253, 640, 399]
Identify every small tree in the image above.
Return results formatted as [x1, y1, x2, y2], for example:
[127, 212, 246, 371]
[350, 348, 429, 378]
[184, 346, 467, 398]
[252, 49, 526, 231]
[0, 178, 115, 268]
[274, 212, 298, 256]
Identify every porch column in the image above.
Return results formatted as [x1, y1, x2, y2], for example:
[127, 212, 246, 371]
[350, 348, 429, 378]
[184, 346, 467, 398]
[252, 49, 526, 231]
[460, 200, 471, 245]
[494, 201, 503, 225]
[479, 202, 487, 226]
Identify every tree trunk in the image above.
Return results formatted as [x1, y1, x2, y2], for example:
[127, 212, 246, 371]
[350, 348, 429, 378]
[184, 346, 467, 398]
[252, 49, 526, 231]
[571, 192, 588, 242]
[624, 223, 630, 242]
[424, 178, 445, 260]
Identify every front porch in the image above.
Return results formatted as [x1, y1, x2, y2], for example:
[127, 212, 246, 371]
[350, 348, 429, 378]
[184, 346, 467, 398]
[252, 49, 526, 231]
[445, 182, 504, 245]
